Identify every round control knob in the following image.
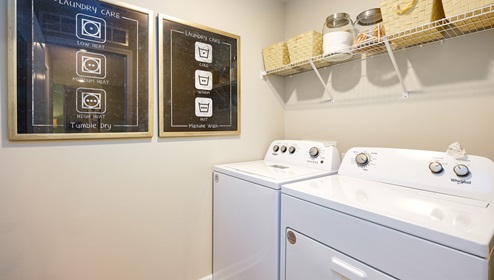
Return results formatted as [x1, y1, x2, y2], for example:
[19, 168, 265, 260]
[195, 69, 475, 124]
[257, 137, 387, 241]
[429, 162, 444, 174]
[355, 153, 369, 166]
[272, 145, 279, 152]
[453, 164, 470, 177]
[280, 146, 287, 153]
[309, 147, 320, 158]
[289, 146, 296, 154]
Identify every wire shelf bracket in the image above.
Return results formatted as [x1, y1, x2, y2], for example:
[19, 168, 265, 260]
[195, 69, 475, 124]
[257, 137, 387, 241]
[383, 36, 409, 99]
[308, 58, 334, 104]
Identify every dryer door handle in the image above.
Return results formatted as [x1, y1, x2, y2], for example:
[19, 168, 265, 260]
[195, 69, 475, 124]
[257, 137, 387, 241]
[331, 258, 367, 280]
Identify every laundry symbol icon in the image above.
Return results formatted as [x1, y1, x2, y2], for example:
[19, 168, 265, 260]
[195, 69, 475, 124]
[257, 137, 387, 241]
[76, 51, 106, 79]
[195, 42, 213, 63]
[199, 75, 209, 86]
[195, 97, 213, 117]
[195, 70, 213, 90]
[76, 88, 106, 114]
[76, 13, 106, 43]
[198, 47, 209, 59]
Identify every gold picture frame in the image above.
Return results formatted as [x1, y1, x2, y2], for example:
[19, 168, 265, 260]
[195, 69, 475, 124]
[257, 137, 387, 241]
[7, 0, 154, 140]
[158, 14, 241, 137]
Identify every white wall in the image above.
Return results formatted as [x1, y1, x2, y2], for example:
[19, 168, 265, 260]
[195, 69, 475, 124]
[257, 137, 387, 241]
[282, 0, 494, 160]
[0, 0, 285, 279]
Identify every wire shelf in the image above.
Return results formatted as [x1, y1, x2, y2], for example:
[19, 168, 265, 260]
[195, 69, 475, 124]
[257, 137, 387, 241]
[263, 4, 494, 77]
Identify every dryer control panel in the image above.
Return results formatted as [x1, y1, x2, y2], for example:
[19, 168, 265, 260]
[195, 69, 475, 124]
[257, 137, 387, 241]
[339, 147, 494, 203]
[264, 140, 341, 172]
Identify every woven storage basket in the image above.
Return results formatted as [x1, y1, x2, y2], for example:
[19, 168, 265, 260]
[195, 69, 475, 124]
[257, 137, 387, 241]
[262, 41, 290, 71]
[286, 30, 323, 63]
[442, 0, 494, 32]
[380, 0, 445, 47]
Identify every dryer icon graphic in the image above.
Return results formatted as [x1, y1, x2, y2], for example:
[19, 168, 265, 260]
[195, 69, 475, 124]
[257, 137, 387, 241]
[76, 13, 107, 43]
[76, 51, 106, 79]
[76, 88, 107, 114]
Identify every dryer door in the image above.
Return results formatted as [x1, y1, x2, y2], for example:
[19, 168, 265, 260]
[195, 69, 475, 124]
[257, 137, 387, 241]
[284, 228, 396, 280]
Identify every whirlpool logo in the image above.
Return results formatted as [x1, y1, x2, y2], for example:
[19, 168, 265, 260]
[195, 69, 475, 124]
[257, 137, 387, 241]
[451, 178, 472, 185]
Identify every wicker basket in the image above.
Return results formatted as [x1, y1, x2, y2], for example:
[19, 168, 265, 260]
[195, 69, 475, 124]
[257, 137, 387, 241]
[262, 41, 290, 71]
[286, 30, 323, 63]
[380, 0, 446, 47]
[442, 0, 494, 32]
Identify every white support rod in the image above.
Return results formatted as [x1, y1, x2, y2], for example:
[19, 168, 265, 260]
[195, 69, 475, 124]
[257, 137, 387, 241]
[383, 37, 409, 99]
[309, 59, 333, 102]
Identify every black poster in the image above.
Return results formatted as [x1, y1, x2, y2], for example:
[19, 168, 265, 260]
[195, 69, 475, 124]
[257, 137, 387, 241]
[158, 15, 240, 137]
[8, 0, 153, 140]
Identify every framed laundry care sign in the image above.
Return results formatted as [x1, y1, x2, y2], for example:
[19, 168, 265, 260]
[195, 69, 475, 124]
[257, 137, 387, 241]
[7, 0, 153, 140]
[158, 14, 240, 137]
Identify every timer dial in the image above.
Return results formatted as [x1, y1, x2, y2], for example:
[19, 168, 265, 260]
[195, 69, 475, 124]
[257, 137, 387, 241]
[309, 147, 320, 158]
[355, 153, 369, 166]
[429, 162, 444, 174]
[453, 164, 470, 177]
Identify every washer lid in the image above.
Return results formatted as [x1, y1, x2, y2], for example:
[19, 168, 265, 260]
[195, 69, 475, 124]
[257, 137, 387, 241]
[214, 160, 336, 189]
[282, 175, 494, 258]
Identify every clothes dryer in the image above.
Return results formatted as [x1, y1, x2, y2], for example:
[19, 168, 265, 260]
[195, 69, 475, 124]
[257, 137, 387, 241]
[281, 147, 494, 280]
[213, 140, 341, 280]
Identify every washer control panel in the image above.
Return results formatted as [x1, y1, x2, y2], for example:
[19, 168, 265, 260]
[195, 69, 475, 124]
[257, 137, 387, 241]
[339, 147, 494, 203]
[265, 140, 341, 172]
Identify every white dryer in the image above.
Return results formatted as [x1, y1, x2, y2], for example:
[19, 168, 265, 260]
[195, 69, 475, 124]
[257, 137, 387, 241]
[281, 147, 494, 280]
[213, 140, 341, 280]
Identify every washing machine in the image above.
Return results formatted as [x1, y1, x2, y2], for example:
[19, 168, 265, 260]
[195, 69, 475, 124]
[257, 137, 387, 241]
[212, 140, 341, 280]
[281, 147, 494, 280]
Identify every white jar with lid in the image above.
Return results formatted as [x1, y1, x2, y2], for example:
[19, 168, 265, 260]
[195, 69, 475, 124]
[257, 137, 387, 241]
[322, 13, 355, 60]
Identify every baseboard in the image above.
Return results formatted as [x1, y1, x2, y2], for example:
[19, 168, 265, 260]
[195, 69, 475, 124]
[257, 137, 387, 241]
[198, 274, 212, 280]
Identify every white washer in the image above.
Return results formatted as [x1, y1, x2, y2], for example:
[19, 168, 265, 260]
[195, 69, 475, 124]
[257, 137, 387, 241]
[281, 147, 494, 280]
[213, 140, 341, 280]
